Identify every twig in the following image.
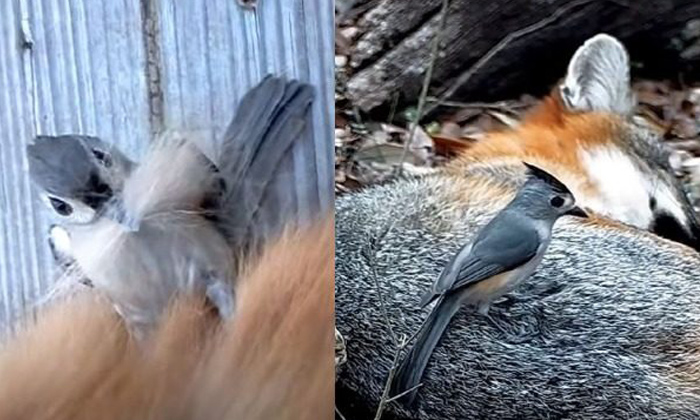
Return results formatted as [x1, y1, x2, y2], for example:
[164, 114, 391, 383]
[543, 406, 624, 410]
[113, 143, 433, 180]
[363, 224, 398, 345]
[424, 0, 597, 115]
[335, 406, 348, 420]
[385, 383, 424, 404]
[363, 220, 437, 416]
[396, 0, 451, 175]
[374, 334, 408, 420]
[387, 92, 400, 125]
[426, 97, 530, 112]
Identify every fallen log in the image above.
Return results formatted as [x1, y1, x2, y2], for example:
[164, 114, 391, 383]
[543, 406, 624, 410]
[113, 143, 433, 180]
[346, 0, 700, 115]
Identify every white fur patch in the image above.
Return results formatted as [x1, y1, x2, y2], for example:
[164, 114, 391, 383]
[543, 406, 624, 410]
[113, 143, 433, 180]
[580, 147, 686, 230]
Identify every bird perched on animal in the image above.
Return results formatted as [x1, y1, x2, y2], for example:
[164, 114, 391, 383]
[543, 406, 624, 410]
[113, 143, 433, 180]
[390, 162, 587, 404]
[26, 76, 315, 337]
[336, 34, 700, 419]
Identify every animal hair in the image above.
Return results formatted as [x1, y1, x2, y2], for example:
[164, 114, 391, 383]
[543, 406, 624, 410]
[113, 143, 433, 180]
[0, 218, 334, 420]
[560, 33, 635, 115]
[335, 177, 700, 419]
[121, 131, 218, 222]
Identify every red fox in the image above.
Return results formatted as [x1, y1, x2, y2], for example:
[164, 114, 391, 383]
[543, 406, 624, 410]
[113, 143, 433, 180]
[446, 34, 700, 250]
[0, 219, 334, 420]
[335, 34, 700, 419]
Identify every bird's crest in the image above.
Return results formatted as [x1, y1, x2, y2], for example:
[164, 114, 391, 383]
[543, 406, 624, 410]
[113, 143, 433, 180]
[523, 162, 572, 195]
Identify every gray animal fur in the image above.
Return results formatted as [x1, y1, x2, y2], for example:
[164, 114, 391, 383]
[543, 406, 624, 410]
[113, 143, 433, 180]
[335, 173, 700, 419]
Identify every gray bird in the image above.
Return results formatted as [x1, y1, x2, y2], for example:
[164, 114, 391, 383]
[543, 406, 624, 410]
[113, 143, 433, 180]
[390, 162, 588, 404]
[26, 76, 315, 337]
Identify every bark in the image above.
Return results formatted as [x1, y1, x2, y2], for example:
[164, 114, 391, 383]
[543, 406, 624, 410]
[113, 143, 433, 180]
[346, 0, 700, 115]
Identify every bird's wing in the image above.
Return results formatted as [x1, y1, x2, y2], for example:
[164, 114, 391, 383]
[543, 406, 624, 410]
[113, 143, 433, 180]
[419, 243, 471, 307]
[449, 220, 540, 292]
[214, 76, 316, 254]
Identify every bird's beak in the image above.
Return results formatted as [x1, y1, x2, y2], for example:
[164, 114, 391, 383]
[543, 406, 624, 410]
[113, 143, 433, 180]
[565, 206, 588, 218]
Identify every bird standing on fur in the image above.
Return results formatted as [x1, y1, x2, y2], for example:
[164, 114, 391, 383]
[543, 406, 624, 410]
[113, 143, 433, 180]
[26, 77, 314, 338]
[391, 163, 588, 404]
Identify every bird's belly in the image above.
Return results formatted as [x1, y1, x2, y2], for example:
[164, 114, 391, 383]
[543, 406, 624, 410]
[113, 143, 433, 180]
[69, 217, 233, 325]
[467, 253, 545, 308]
[469, 271, 517, 302]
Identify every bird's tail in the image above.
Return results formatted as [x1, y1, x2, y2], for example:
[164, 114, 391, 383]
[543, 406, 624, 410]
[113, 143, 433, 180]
[215, 76, 315, 252]
[391, 294, 463, 405]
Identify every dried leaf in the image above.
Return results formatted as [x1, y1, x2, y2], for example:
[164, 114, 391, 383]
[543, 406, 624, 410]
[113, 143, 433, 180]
[406, 124, 435, 165]
[355, 143, 413, 165]
[440, 121, 462, 138]
[486, 110, 519, 128]
[432, 134, 472, 157]
[379, 123, 407, 135]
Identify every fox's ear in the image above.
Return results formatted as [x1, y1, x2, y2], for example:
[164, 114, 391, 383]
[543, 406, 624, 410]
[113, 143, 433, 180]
[559, 34, 635, 115]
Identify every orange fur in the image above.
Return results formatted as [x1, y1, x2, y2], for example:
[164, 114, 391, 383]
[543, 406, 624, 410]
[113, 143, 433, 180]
[448, 91, 630, 204]
[0, 218, 334, 420]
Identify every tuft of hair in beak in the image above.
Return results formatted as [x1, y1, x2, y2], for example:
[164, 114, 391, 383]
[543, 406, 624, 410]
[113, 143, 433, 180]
[565, 206, 588, 218]
[108, 206, 141, 232]
[120, 217, 141, 232]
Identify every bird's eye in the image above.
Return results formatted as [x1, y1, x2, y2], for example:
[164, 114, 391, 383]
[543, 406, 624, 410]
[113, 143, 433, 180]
[49, 197, 73, 216]
[550, 196, 565, 208]
[92, 149, 112, 167]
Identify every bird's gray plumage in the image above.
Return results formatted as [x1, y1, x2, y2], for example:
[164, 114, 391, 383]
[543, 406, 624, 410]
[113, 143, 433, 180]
[27, 134, 135, 198]
[26, 136, 98, 198]
[391, 165, 584, 404]
[216, 76, 315, 251]
[420, 212, 541, 308]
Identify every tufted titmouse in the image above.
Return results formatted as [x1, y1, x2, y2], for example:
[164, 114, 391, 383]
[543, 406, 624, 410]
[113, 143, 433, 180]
[26, 76, 314, 337]
[390, 162, 588, 404]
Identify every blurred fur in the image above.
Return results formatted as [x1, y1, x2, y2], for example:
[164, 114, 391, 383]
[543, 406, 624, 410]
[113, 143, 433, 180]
[0, 219, 333, 419]
[121, 131, 218, 223]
